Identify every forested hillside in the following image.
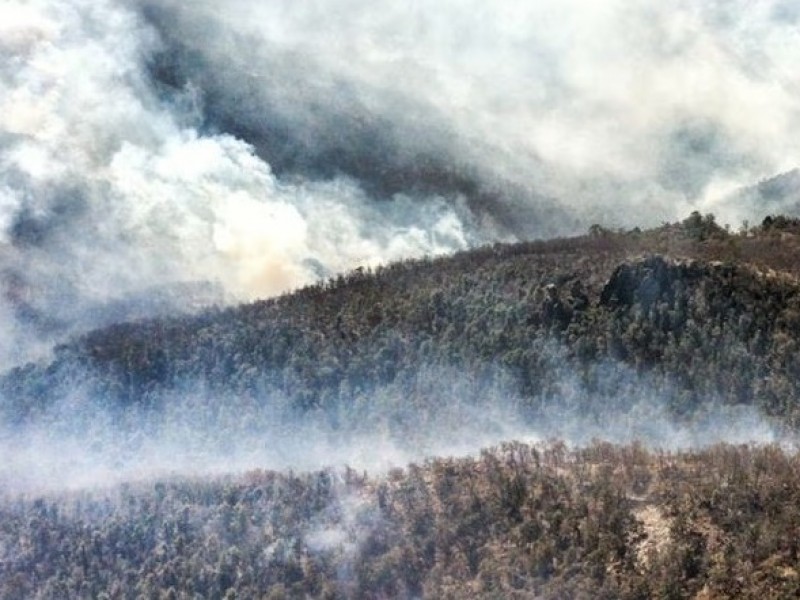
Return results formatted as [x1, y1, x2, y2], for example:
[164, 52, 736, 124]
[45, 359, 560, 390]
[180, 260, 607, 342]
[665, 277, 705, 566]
[5, 212, 800, 431]
[4, 213, 800, 598]
[6, 0, 800, 596]
[3, 441, 800, 599]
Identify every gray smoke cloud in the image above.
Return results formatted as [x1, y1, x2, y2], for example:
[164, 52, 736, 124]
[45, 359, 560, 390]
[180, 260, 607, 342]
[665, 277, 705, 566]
[2, 0, 800, 367]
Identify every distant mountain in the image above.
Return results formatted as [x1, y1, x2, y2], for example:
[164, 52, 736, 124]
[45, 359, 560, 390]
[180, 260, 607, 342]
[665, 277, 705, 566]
[756, 168, 800, 202]
[721, 168, 800, 222]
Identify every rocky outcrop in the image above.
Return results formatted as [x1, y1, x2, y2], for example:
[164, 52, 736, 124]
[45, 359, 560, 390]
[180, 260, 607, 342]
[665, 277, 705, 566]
[599, 256, 706, 310]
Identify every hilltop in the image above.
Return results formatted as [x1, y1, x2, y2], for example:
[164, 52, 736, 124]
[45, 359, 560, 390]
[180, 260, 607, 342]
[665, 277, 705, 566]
[4, 212, 800, 432]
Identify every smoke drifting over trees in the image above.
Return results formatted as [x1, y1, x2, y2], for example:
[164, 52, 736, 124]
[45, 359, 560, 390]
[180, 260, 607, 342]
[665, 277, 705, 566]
[3, 2, 800, 596]
[3, 221, 800, 494]
[2, 0, 800, 366]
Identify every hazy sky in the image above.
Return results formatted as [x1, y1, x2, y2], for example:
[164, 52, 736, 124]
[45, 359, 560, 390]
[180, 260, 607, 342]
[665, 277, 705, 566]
[1, 0, 799, 364]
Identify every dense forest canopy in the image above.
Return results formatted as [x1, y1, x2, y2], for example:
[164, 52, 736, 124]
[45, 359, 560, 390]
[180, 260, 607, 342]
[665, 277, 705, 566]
[5, 212, 800, 431]
[4, 213, 800, 598]
[3, 441, 800, 599]
[5, 1, 800, 596]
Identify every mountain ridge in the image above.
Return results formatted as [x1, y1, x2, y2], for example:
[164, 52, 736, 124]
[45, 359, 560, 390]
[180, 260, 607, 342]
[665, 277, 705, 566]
[5, 213, 800, 431]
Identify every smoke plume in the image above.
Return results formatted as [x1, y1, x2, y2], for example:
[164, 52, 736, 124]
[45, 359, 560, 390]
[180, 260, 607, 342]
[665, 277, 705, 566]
[0, 358, 786, 495]
[2, 0, 800, 366]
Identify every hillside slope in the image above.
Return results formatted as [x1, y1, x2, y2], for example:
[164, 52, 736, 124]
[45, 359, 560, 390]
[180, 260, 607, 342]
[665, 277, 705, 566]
[4, 214, 800, 598]
[2, 441, 799, 599]
[4, 213, 800, 433]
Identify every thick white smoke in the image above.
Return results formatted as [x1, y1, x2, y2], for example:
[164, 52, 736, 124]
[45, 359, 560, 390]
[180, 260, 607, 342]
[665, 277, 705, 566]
[2, 0, 800, 367]
[141, 0, 800, 217]
[0, 0, 478, 367]
[0, 360, 785, 494]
